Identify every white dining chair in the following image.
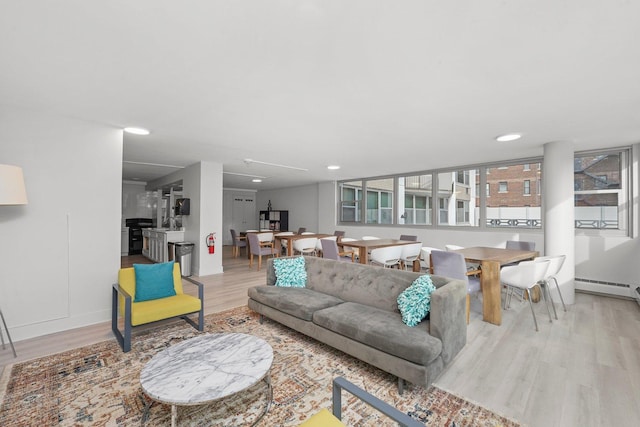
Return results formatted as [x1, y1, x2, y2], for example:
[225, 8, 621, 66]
[369, 245, 403, 268]
[293, 237, 318, 256]
[501, 259, 552, 331]
[257, 232, 274, 243]
[400, 242, 422, 270]
[275, 231, 294, 255]
[535, 255, 567, 318]
[419, 246, 440, 272]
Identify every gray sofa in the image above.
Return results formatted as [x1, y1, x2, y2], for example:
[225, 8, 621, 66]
[247, 256, 467, 392]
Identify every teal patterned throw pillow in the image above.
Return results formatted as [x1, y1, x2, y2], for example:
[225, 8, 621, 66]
[397, 275, 436, 327]
[273, 256, 307, 288]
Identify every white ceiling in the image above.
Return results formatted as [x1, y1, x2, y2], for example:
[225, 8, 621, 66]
[2, 1, 639, 190]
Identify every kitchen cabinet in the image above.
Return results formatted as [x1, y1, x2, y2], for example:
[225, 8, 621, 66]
[142, 229, 185, 263]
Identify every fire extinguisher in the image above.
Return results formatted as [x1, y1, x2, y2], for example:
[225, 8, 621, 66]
[206, 233, 216, 254]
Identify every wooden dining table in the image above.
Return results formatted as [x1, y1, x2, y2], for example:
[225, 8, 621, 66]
[448, 246, 539, 326]
[275, 233, 332, 256]
[339, 239, 421, 272]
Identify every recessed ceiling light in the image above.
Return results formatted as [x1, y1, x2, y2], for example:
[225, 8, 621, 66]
[252, 179, 262, 183]
[327, 165, 341, 170]
[495, 133, 522, 142]
[124, 127, 150, 135]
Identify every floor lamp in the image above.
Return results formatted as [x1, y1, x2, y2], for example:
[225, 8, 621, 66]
[0, 164, 28, 358]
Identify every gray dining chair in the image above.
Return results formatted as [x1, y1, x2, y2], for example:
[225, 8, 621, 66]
[247, 233, 278, 271]
[399, 234, 418, 241]
[506, 240, 535, 251]
[431, 250, 481, 324]
[229, 229, 247, 258]
[321, 238, 354, 262]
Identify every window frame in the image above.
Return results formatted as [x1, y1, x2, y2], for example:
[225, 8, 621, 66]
[336, 148, 632, 237]
[574, 147, 631, 236]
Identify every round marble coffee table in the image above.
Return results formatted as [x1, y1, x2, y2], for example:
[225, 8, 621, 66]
[140, 333, 274, 426]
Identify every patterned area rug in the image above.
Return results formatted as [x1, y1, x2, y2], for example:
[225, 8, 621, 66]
[0, 306, 520, 426]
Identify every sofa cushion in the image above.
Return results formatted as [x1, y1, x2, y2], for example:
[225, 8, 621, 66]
[133, 262, 176, 302]
[273, 256, 307, 287]
[248, 286, 344, 321]
[312, 302, 442, 365]
[397, 275, 437, 327]
[131, 294, 201, 326]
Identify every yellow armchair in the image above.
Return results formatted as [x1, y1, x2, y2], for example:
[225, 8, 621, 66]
[300, 377, 424, 426]
[111, 263, 204, 352]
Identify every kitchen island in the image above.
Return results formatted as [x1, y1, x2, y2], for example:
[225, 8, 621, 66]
[142, 229, 185, 263]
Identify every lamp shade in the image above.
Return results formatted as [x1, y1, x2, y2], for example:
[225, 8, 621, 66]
[0, 164, 28, 205]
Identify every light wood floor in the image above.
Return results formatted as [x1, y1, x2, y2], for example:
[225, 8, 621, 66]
[1, 246, 639, 427]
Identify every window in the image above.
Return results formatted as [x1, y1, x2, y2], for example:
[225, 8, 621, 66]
[399, 174, 432, 225]
[437, 169, 477, 226]
[574, 150, 628, 230]
[340, 180, 362, 222]
[365, 178, 393, 224]
[486, 162, 542, 228]
[337, 148, 631, 232]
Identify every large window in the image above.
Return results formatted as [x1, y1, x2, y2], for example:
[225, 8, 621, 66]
[365, 178, 393, 224]
[337, 148, 631, 234]
[399, 174, 432, 225]
[437, 169, 478, 226]
[340, 180, 362, 223]
[574, 150, 628, 230]
[485, 162, 542, 228]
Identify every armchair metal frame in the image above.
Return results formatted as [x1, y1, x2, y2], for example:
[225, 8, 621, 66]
[331, 377, 424, 426]
[111, 276, 204, 352]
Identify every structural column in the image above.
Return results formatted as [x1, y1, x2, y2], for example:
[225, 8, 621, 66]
[543, 141, 575, 304]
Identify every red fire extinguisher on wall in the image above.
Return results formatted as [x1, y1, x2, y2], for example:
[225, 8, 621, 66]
[206, 233, 216, 254]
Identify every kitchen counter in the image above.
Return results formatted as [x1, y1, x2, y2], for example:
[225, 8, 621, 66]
[142, 229, 185, 263]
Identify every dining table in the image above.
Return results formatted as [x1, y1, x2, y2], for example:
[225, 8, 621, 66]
[448, 246, 539, 326]
[275, 233, 333, 257]
[339, 239, 421, 272]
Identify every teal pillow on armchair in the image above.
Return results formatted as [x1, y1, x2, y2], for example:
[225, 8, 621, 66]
[133, 262, 177, 302]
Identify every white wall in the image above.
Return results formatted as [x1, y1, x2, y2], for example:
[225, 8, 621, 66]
[257, 184, 321, 233]
[147, 161, 224, 276]
[222, 189, 257, 245]
[0, 107, 122, 341]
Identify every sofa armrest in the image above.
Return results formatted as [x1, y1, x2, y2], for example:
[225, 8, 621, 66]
[428, 278, 467, 363]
